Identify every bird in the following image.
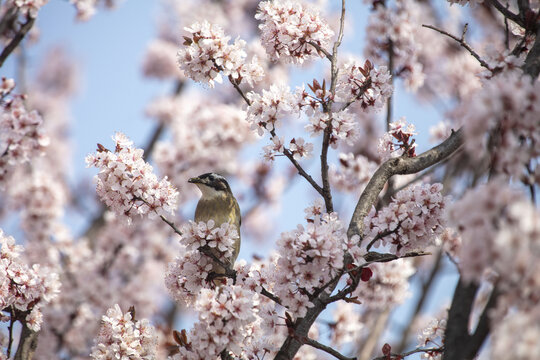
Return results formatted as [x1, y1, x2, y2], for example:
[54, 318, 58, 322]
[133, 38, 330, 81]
[188, 173, 241, 281]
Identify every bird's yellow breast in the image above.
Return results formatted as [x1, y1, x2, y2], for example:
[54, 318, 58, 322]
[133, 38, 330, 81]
[194, 193, 241, 229]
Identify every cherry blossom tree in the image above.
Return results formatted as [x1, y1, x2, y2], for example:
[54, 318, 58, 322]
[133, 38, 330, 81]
[0, 0, 539, 360]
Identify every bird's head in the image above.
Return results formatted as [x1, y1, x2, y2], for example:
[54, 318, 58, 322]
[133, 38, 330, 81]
[188, 173, 232, 198]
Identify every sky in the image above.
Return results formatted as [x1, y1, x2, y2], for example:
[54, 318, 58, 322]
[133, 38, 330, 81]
[1, 1, 458, 358]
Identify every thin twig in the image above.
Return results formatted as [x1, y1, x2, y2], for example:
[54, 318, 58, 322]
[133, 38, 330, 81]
[422, 24, 491, 70]
[272, 128, 325, 196]
[304, 337, 356, 360]
[365, 222, 402, 251]
[307, 41, 332, 61]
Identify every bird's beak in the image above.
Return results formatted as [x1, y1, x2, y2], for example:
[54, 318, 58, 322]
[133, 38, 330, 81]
[188, 177, 201, 184]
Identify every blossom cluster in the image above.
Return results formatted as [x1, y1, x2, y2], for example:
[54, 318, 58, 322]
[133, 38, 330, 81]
[171, 285, 260, 359]
[271, 207, 348, 317]
[0, 230, 60, 331]
[165, 220, 239, 305]
[90, 304, 157, 360]
[85, 132, 178, 223]
[255, 0, 334, 64]
[0, 95, 49, 188]
[363, 183, 447, 255]
[490, 310, 540, 360]
[330, 152, 377, 193]
[330, 302, 364, 347]
[353, 259, 415, 309]
[377, 117, 418, 160]
[143, 38, 185, 80]
[417, 317, 446, 349]
[446, 181, 540, 314]
[246, 84, 297, 136]
[451, 71, 540, 184]
[335, 60, 393, 110]
[365, 0, 426, 91]
[150, 96, 254, 198]
[178, 20, 264, 87]
[304, 108, 359, 147]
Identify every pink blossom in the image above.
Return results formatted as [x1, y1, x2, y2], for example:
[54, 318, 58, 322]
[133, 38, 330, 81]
[246, 84, 297, 136]
[450, 71, 540, 182]
[336, 59, 393, 110]
[0, 230, 60, 330]
[364, 183, 448, 255]
[0, 96, 49, 188]
[11, 0, 49, 18]
[142, 39, 185, 80]
[353, 259, 415, 308]
[256, 0, 334, 64]
[289, 137, 313, 160]
[90, 304, 157, 360]
[85, 132, 178, 223]
[178, 21, 264, 87]
[378, 117, 418, 160]
[330, 152, 377, 193]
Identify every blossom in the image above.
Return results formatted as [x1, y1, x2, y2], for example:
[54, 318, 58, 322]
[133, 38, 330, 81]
[0, 96, 49, 188]
[363, 183, 448, 255]
[364, 0, 426, 91]
[11, 0, 49, 18]
[85, 132, 178, 223]
[450, 71, 540, 183]
[90, 304, 157, 360]
[178, 21, 264, 87]
[289, 137, 313, 160]
[256, 0, 334, 64]
[330, 152, 377, 193]
[246, 84, 297, 136]
[170, 285, 260, 359]
[0, 78, 15, 96]
[142, 39, 184, 80]
[305, 109, 359, 147]
[0, 230, 60, 330]
[353, 259, 415, 308]
[271, 210, 348, 318]
[377, 117, 418, 160]
[446, 181, 540, 316]
[335, 59, 393, 110]
[330, 303, 364, 347]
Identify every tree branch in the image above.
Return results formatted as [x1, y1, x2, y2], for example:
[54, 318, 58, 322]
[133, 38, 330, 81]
[0, 14, 35, 68]
[304, 337, 356, 360]
[441, 279, 479, 360]
[14, 320, 39, 360]
[347, 128, 464, 240]
[422, 24, 491, 70]
[485, 0, 524, 26]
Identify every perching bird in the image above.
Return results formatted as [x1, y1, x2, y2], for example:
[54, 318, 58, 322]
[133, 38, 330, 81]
[188, 173, 241, 278]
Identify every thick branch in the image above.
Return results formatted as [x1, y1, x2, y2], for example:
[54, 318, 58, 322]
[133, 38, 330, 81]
[442, 279, 479, 360]
[347, 128, 464, 240]
[14, 321, 39, 360]
[522, 26, 540, 79]
[485, 0, 523, 26]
